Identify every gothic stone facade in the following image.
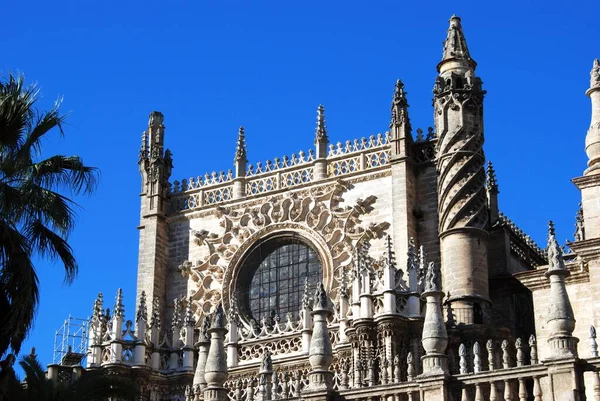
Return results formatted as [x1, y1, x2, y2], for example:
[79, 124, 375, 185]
[48, 16, 600, 401]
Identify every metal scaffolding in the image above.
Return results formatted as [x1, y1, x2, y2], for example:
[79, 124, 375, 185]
[52, 315, 90, 365]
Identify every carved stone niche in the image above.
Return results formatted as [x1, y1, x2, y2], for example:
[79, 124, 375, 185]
[184, 180, 389, 323]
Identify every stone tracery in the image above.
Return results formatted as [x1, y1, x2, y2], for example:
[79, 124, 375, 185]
[182, 180, 389, 321]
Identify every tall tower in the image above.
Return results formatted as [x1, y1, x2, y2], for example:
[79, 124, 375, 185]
[389, 80, 417, 273]
[433, 16, 490, 325]
[573, 60, 600, 239]
[137, 111, 173, 310]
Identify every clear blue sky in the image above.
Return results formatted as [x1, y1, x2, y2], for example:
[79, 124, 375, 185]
[3, 0, 598, 371]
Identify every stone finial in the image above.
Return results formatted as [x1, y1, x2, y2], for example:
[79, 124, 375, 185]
[114, 289, 125, 318]
[212, 303, 225, 329]
[486, 161, 499, 194]
[136, 291, 147, 322]
[385, 235, 396, 270]
[547, 221, 567, 274]
[438, 15, 475, 71]
[417, 245, 426, 287]
[545, 221, 578, 358]
[501, 340, 510, 368]
[407, 237, 416, 271]
[591, 325, 598, 357]
[204, 305, 229, 392]
[198, 315, 211, 343]
[313, 283, 329, 312]
[420, 260, 448, 375]
[150, 296, 161, 329]
[261, 348, 273, 373]
[315, 105, 328, 144]
[575, 203, 585, 241]
[459, 343, 467, 374]
[516, 338, 525, 366]
[529, 335, 538, 364]
[148, 111, 164, 127]
[234, 126, 247, 163]
[591, 59, 600, 89]
[92, 292, 103, 321]
[139, 131, 148, 162]
[486, 340, 496, 370]
[424, 261, 441, 293]
[301, 277, 313, 310]
[390, 80, 411, 138]
[172, 298, 183, 331]
[307, 282, 333, 391]
[184, 297, 196, 327]
[392, 79, 409, 109]
[473, 342, 482, 373]
[339, 266, 349, 299]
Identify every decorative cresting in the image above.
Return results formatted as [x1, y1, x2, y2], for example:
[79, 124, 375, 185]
[585, 59, 600, 174]
[306, 283, 334, 392]
[545, 221, 578, 359]
[433, 15, 490, 321]
[420, 260, 448, 376]
[183, 180, 389, 320]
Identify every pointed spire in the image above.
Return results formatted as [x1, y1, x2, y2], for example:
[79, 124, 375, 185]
[172, 298, 183, 330]
[393, 80, 409, 108]
[184, 297, 196, 327]
[136, 291, 148, 322]
[234, 126, 247, 163]
[486, 161, 499, 194]
[114, 289, 125, 318]
[390, 80, 411, 131]
[315, 105, 328, 144]
[547, 221, 566, 273]
[139, 131, 148, 163]
[92, 292, 103, 321]
[149, 296, 161, 328]
[407, 237, 416, 270]
[438, 15, 476, 72]
[385, 235, 396, 270]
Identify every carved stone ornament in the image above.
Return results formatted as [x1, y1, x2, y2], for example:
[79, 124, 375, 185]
[591, 58, 600, 89]
[424, 261, 441, 293]
[185, 180, 389, 322]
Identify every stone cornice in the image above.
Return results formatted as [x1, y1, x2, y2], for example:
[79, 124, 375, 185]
[514, 262, 589, 291]
[572, 173, 600, 189]
[568, 237, 600, 259]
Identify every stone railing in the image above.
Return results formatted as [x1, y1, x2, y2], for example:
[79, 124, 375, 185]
[169, 134, 391, 213]
[327, 134, 390, 178]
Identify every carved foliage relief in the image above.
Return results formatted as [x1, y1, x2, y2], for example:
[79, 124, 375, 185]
[181, 180, 389, 321]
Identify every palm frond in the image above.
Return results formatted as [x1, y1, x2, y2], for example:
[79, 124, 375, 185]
[31, 155, 98, 196]
[25, 219, 77, 283]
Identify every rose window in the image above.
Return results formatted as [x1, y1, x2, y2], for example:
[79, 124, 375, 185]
[239, 237, 322, 324]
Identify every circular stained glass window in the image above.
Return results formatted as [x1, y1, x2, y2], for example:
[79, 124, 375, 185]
[239, 237, 322, 324]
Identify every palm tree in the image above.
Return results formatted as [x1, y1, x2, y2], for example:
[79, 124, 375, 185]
[4, 353, 139, 401]
[0, 74, 98, 357]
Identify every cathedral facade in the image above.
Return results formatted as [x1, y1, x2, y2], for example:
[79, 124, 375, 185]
[48, 15, 600, 401]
